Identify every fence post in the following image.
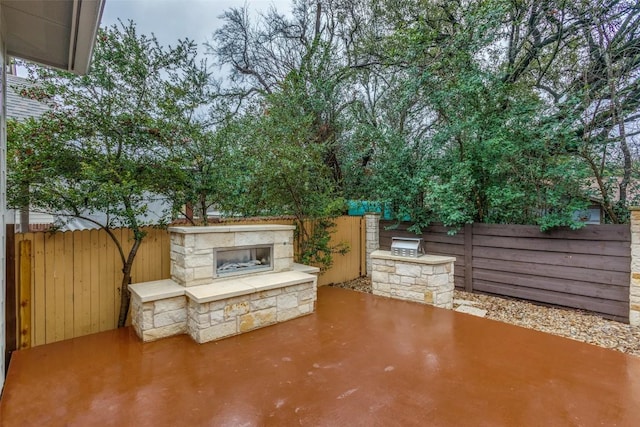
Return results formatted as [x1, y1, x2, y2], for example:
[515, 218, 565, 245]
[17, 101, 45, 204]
[364, 213, 380, 277]
[630, 208, 640, 325]
[464, 223, 473, 292]
[18, 240, 32, 349]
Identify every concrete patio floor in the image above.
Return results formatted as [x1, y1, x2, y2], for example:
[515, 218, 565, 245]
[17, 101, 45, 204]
[1, 286, 639, 426]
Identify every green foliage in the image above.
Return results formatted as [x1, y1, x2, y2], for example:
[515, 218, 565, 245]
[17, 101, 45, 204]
[8, 21, 206, 326]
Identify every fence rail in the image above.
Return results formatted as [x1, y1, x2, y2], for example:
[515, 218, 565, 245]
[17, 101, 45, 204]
[380, 221, 631, 322]
[11, 216, 363, 348]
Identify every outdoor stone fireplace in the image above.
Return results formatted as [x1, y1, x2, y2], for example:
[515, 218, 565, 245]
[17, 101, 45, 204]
[129, 224, 319, 344]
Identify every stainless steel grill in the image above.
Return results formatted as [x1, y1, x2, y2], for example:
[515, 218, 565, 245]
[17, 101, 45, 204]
[390, 237, 425, 258]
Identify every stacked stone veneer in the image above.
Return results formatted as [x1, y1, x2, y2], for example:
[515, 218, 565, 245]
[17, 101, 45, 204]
[129, 225, 318, 343]
[170, 225, 295, 287]
[131, 283, 187, 342]
[371, 250, 455, 309]
[365, 213, 380, 276]
[187, 282, 316, 343]
[630, 208, 640, 325]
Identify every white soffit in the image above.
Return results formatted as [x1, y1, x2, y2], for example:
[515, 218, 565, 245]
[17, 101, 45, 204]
[2, 0, 105, 75]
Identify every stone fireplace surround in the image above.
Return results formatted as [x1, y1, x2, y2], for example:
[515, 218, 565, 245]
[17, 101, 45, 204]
[129, 225, 319, 343]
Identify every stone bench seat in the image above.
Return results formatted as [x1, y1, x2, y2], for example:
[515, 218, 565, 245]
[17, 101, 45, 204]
[186, 271, 318, 303]
[130, 270, 317, 344]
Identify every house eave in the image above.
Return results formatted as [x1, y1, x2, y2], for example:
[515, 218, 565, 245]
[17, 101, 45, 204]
[2, 0, 105, 75]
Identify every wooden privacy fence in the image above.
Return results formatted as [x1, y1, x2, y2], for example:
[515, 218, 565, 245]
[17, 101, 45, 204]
[380, 221, 631, 322]
[13, 216, 364, 348]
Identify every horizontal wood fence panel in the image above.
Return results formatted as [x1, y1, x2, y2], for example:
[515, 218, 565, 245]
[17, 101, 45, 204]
[473, 258, 630, 287]
[380, 221, 631, 321]
[473, 223, 630, 241]
[474, 269, 629, 301]
[474, 280, 629, 321]
[473, 246, 630, 272]
[473, 235, 631, 257]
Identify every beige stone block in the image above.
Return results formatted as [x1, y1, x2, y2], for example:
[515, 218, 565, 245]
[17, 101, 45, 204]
[224, 301, 250, 318]
[630, 303, 640, 311]
[389, 274, 401, 285]
[195, 233, 234, 250]
[375, 281, 390, 294]
[185, 253, 214, 268]
[391, 289, 422, 302]
[273, 257, 293, 272]
[142, 311, 154, 329]
[277, 293, 299, 310]
[629, 310, 640, 327]
[171, 252, 185, 267]
[435, 291, 453, 309]
[154, 297, 186, 313]
[277, 307, 303, 322]
[198, 321, 237, 343]
[372, 271, 389, 284]
[142, 323, 186, 342]
[374, 264, 395, 273]
[273, 243, 294, 260]
[400, 276, 416, 285]
[428, 274, 451, 287]
[210, 310, 224, 325]
[251, 296, 277, 311]
[194, 313, 210, 328]
[235, 231, 274, 246]
[171, 264, 187, 284]
[193, 301, 209, 314]
[396, 263, 422, 277]
[424, 290, 434, 304]
[298, 288, 316, 302]
[209, 300, 226, 311]
[193, 266, 213, 280]
[171, 233, 184, 246]
[239, 308, 277, 332]
[299, 302, 314, 314]
[420, 266, 434, 276]
[434, 265, 447, 274]
[253, 288, 283, 299]
[154, 309, 187, 328]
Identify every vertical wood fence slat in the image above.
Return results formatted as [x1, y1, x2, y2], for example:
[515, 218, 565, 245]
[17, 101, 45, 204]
[18, 240, 32, 349]
[32, 232, 45, 346]
[6, 225, 17, 356]
[63, 232, 74, 340]
[90, 229, 101, 334]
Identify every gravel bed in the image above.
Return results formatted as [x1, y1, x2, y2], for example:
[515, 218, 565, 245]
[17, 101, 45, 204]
[330, 277, 640, 357]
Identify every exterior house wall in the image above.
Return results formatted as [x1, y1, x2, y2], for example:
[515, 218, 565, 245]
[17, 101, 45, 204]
[1, 0, 8, 390]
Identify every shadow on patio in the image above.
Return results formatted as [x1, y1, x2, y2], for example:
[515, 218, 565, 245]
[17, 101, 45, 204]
[1, 287, 639, 426]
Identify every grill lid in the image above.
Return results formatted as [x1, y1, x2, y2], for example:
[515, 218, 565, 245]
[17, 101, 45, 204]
[390, 237, 425, 258]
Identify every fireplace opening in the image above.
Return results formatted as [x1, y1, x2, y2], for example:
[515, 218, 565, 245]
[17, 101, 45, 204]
[215, 245, 273, 277]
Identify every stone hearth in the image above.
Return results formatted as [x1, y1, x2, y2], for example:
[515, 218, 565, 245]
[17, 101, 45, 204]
[129, 225, 318, 343]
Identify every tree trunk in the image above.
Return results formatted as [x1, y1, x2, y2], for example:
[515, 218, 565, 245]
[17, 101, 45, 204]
[117, 238, 143, 327]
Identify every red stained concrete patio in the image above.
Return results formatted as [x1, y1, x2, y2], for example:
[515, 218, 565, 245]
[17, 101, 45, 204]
[1, 286, 639, 426]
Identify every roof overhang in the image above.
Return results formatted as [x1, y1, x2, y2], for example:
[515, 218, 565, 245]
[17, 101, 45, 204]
[2, 0, 105, 75]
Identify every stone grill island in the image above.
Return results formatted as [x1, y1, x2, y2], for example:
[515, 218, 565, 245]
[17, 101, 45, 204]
[129, 225, 319, 343]
[371, 250, 455, 309]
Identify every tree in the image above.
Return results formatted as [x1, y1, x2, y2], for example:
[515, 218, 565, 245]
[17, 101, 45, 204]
[8, 21, 205, 327]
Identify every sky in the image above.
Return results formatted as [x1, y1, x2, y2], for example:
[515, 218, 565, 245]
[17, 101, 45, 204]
[101, 0, 291, 49]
